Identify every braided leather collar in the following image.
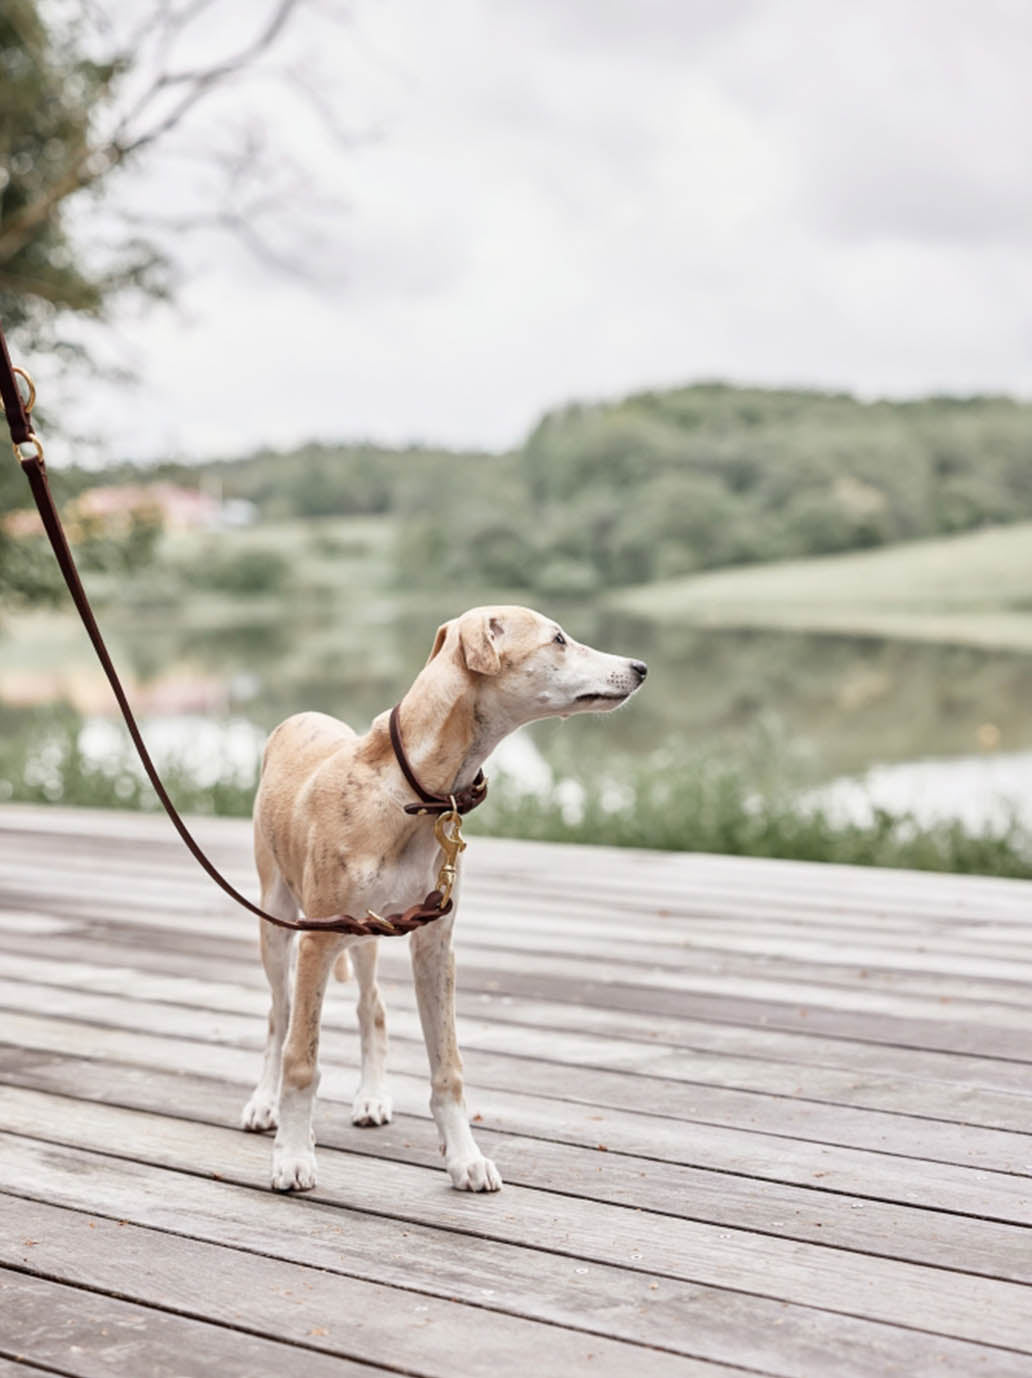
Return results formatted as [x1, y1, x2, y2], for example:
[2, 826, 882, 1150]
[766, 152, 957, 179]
[389, 704, 488, 816]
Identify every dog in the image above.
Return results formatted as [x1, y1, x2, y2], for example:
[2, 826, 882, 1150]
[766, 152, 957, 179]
[242, 604, 647, 1192]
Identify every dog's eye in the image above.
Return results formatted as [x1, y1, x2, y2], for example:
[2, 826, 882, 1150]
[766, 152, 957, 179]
[553, 632, 566, 646]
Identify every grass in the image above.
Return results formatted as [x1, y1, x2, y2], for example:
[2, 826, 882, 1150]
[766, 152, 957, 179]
[608, 521, 1032, 650]
[2, 708, 1029, 880]
[474, 760, 1032, 878]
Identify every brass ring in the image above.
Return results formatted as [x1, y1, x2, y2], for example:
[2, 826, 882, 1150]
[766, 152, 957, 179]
[0, 366, 37, 415]
[12, 434, 44, 464]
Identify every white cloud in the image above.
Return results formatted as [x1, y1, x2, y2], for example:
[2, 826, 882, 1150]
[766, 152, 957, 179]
[42, 0, 1032, 466]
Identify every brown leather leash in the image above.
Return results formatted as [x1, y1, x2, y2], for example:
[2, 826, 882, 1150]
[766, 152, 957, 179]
[0, 322, 486, 937]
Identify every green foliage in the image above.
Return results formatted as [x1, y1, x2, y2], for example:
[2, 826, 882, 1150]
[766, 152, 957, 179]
[183, 544, 293, 596]
[1, 706, 1029, 879]
[0, 528, 63, 604]
[471, 751, 1032, 879]
[0, 703, 256, 815]
[91, 383, 1032, 598]
[0, 1, 168, 346]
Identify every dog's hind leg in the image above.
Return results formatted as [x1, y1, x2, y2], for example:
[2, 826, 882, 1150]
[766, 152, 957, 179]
[272, 930, 339, 1191]
[241, 872, 296, 1133]
[350, 939, 392, 1127]
[409, 912, 502, 1192]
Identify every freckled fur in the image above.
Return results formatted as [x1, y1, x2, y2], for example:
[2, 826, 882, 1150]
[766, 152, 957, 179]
[241, 604, 645, 1194]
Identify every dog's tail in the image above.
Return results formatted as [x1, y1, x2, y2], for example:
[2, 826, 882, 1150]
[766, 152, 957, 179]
[333, 952, 351, 983]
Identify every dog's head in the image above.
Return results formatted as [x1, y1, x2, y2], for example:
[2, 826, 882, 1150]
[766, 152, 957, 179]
[427, 605, 647, 725]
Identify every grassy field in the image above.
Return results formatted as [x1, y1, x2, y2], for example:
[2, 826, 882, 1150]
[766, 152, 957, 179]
[608, 521, 1032, 650]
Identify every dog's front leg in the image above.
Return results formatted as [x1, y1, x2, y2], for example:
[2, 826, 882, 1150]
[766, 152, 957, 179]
[271, 931, 339, 1192]
[409, 913, 502, 1192]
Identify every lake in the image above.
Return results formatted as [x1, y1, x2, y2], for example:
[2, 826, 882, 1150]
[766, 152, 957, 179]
[3, 590, 1032, 831]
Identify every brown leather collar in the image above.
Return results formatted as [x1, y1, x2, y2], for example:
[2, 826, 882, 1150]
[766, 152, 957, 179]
[389, 704, 488, 816]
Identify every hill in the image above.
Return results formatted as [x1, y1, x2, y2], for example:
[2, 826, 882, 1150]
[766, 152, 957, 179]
[5, 382, 1032, 603]
[609, 520, 1032, 650]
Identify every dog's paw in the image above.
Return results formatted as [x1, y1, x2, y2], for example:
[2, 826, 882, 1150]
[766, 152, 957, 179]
[271, 1146, 318, 1192]
[241, 1092, 278, 1133]
[447, 1153, 502, 1193]
[351, 1090, 393, 1127]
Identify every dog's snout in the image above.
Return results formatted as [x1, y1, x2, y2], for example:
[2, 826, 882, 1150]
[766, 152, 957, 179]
[630, 660, 648, 682]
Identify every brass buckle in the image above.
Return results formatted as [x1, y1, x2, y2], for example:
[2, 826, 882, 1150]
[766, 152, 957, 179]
[12, 434, 44, 464]
[0, 365, 36, 415]
[433, 803, 467, 906]
[2, 366, 42, 464]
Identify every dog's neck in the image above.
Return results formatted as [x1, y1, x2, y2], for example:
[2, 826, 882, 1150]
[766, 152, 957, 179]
[388, 659, 505, 800]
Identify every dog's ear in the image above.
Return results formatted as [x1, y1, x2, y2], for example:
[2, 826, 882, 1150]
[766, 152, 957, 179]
[459, 612, 502, 675]
[426, 621, 452, 665]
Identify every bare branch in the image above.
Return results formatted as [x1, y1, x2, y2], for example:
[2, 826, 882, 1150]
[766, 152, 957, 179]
[114, 0, 302, 158]
[282, 65, 384, 149]
[0, 0, 306, 265]
[2, 0, 359, 342]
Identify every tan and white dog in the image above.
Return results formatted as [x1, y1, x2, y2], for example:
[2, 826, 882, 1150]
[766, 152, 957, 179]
[242, 605, 647, 1193]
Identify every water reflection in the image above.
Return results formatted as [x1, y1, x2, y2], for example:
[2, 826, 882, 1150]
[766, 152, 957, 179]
[4, 598, 1032, 821]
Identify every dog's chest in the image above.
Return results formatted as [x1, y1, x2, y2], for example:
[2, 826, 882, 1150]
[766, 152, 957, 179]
[338, 823, 442, 916]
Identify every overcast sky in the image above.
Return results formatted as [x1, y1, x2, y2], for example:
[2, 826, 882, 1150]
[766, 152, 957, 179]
[53, 0, 1032, 464]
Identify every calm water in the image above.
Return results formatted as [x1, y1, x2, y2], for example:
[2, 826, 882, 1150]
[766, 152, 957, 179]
[4, 595, 1032, 826]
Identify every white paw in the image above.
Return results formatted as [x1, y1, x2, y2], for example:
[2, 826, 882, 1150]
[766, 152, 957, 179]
[352, 1090, 393, 1127]
[241, 1092, 278, 1133]
[271, 1145, 318, 1192]
[447, 1153, 502, 1192]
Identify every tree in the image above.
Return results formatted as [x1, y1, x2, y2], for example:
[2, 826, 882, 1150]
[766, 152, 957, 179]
[0, 0, 340, 352]
[0, 0, 349, 602]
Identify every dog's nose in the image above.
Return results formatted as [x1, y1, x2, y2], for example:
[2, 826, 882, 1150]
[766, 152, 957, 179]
[630, 660, 648, 681]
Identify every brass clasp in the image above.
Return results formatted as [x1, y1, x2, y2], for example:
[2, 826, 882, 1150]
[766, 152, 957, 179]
[433, 806, 467, 905]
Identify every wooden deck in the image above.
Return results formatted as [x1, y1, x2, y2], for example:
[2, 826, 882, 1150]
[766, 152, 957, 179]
[0, 803, 1029, 1377]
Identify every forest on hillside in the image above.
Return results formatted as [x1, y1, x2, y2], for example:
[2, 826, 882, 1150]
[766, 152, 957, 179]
[6, 383, 1032, 600]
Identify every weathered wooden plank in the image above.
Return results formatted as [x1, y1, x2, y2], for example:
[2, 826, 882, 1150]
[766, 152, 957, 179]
[9, 845, 1032, 970]
[2, 943, 1029, 1099]
[4, 804, 1025, 970]
[2, 1197, 715, 1378]
[4, 1012, 1030, 1225]
[0, 1269, 384, 1378]
[3, 1140, 1028, 1378]
[3, 973, 1032, 1157]
[407, 961, 1032, 1059]
[16, 857, 1032, 1003]
[5, 1052, 1031, 1287]
[5, 1003, 1032, 1189]
[21, 893, 1032, 1015]
[4, 848, 1025, 1041]
[6, 839, 1031, 946]
[2, 1091, 1030, 1353]
[1, 896, 1029, 1060]
[2, 961, 1029, 1133]
[10, 831, 1032, 943]
[3, 803, 1032, 1376]
[6, 817, 1032, 935]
